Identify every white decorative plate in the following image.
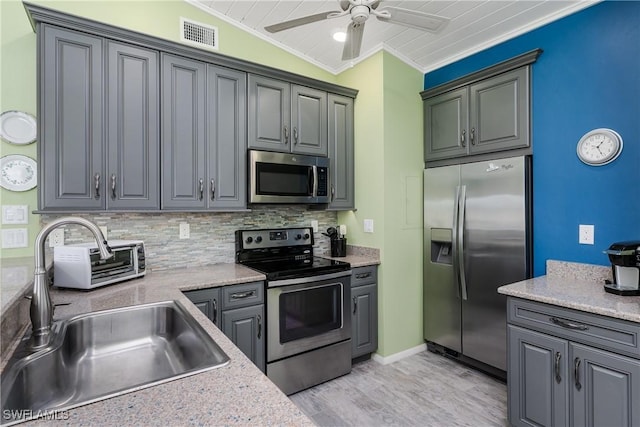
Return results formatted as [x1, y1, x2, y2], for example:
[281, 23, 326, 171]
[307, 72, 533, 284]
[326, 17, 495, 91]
[0, 155, 37, 191]
[0, 111, 37, 145]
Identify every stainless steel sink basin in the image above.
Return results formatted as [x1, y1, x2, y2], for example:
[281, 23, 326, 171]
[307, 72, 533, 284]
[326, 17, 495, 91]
[1, 301, 229, 426]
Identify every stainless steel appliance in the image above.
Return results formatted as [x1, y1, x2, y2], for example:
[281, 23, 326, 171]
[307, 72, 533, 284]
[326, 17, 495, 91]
[53, 240, 146, 290]
[603, 241, 640, 296]
[423, 156, 532, 378]
[248, 150, 330, 204]
[236, 227, 351, 395]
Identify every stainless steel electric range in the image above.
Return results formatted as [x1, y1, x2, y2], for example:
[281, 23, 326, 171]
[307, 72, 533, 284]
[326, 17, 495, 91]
[235, 227, 352, 395]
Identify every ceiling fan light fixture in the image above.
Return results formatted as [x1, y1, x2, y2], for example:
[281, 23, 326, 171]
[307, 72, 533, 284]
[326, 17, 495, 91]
[333, 31, 347, 42]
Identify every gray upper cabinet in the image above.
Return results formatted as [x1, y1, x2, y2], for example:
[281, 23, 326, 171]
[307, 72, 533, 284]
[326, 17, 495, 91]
[161, 55, 246, 210]
[328, 94, 354, 210]
[106, 41, 160, 209]
[40, 26, 160, 211]
[40, 25, 104, 210]
[422, 50, 541, 164]
[161, 54, 206, 209]
[248, 75, 328, 156]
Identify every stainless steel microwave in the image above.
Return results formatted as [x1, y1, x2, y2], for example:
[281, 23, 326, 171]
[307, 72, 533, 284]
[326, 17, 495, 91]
[248, 150, 329, 204]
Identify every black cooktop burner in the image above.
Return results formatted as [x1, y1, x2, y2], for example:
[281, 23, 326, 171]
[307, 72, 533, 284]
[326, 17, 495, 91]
[242, 257, 350, 281]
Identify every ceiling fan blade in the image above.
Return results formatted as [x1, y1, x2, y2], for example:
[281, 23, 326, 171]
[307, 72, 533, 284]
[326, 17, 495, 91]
[265, 11, 336, 33]
[376, 6, 449, 33]
[342, 22, 365, 61]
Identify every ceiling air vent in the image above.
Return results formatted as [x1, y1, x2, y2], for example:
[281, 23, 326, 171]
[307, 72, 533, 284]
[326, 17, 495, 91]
[180, 18, 218, 51]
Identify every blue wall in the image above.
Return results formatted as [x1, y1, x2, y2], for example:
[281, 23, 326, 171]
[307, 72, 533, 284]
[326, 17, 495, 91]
[424, 1, 640, 276]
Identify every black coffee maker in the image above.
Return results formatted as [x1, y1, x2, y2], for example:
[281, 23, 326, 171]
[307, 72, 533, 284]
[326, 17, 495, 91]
[603, 240, 640, 296]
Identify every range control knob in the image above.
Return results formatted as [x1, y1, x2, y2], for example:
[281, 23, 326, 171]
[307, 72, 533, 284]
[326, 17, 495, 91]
[245, 236, 253, 244]
[303, 233, 310, 240]
[295, 234, 302, 240]
[255, 236, 263, 243]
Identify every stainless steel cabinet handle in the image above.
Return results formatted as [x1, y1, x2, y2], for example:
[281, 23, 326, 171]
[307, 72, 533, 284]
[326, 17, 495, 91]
[460, 129, 466, 147]
[230, 290, 256, 299]
[94, 173, 101, 199]
[257, 314, 262, 339]
[283, 126, 289, 144]
[470, 127, 475, 145]
[555, 351, 562, 383]
[353, 296, 357, 314]
[293, 127, 298, 144]
[550, 317, 589, 331]
[574, 357, 582, 390]
[199, 178, 204, 200]
[210, 179, 215, 201]
[212, 299, 217, 324]
[110, 174, 117, 199]
[355, 272, 371, 279]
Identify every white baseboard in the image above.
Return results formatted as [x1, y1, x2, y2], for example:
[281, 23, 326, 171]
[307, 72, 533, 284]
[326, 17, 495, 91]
[370, 343, 427, 365]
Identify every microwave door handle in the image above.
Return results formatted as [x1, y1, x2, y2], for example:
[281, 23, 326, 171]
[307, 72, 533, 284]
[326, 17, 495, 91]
[312, 166, 318, 197]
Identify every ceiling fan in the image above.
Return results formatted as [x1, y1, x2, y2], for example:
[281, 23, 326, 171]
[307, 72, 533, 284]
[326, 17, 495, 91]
[264, 0, 450, 61]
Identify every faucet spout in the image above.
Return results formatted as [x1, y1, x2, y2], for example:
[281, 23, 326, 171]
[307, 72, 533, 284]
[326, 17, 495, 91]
[30, 217, 112, 350]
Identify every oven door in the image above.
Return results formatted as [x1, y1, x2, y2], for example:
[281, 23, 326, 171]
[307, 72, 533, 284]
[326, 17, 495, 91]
[267, 271, 351, 362]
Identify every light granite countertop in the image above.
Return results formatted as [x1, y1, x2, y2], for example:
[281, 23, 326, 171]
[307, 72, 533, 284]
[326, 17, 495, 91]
[498, 261, 639, 324]
[1, 264, 315, 426]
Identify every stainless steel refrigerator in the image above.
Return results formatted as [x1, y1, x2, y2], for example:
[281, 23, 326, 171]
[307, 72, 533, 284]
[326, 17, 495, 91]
[423, 155, 531, 375]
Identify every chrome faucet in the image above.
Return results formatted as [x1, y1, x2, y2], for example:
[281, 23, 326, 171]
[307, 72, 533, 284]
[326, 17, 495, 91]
[30, 217, 112, 350]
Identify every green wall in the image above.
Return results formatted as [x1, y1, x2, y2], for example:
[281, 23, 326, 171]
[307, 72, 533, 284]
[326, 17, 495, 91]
[337, 52, 424, 357]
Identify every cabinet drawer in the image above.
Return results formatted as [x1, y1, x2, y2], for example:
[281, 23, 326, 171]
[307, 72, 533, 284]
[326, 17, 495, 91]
[221, 281, 264, 309]
[351, 265, 377, 287]
[508, 298, 640, 359]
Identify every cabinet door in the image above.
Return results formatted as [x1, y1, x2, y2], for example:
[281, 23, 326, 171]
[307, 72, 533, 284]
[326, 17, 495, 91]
[571, 343, 640, 427]
[183, 288, 220, 327]
[469, 67, 529, 154]
[291, 85, 327, 156]
[351, 283, 378, 359]
[508, 325, 569, 427]
[247, 75, 290, 152]
[106, 42, 159, 209]
[206, 65, 247, 210]
[161, 54, 206, 209]
[328, 94, 354, 210]
[423, 87, 468, 161]
[222, 305, 265, 372]
[40, 25, 103, 210]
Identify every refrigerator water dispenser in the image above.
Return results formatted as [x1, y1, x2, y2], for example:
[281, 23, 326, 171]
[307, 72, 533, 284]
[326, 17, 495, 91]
[430, 228, 452, 264]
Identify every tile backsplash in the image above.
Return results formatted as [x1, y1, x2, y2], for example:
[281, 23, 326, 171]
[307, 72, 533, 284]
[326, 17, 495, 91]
[41, 207, 338, 271]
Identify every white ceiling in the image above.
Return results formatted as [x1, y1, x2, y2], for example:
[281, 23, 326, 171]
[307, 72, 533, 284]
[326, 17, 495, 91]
[186, 0, 599, 75]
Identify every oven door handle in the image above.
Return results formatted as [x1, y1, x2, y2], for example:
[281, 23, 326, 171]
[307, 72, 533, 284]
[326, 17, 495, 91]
[268, 270, 352, 288]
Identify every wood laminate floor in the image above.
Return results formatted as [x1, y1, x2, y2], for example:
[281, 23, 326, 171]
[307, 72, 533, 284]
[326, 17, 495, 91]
[289, 350, 508, 427]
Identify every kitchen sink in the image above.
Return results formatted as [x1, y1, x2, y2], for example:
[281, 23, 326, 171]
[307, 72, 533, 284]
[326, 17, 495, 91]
[0, 300, 229, 426]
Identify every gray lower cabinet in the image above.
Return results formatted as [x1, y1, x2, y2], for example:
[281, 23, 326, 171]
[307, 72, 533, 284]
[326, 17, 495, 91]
[184, 281, 265, 372]
[161, 54, 246, 210]
[40, 25, 160, 210]
[507, 298, 640, 427]
[423, 66, 530, 162]
[327, 94, 355, 210]
[351, 266, 378, 359]
[248, 74, 328, 156]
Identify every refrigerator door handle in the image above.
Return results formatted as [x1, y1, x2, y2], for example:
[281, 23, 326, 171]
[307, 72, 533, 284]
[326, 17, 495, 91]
[452, 185, 461, 299]
[458, 185, 468, 300]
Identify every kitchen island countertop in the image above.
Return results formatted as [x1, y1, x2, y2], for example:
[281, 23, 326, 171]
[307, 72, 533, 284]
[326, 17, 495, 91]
[1, 263, 314, 426]
[498, 275, 640, 324]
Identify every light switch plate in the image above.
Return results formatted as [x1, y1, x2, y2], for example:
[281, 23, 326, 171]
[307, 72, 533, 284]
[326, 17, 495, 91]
[2, 205, 28, 224]
[311, 220, 319, 233]
[2, 229, 28, 248]
[364, 219, 374, 233]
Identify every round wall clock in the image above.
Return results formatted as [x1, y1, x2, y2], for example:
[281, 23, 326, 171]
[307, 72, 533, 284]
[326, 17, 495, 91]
[576, 128, 623, 166]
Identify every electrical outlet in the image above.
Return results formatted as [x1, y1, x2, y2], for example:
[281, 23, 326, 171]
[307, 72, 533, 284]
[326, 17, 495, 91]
[179, 222, 190, 239]
[364, 219, 374, 233]
[49, 229, 64, 247]
[339, 224, 347, 236]
[579, 224, 594, 245]
[311, 220, 319, 233]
